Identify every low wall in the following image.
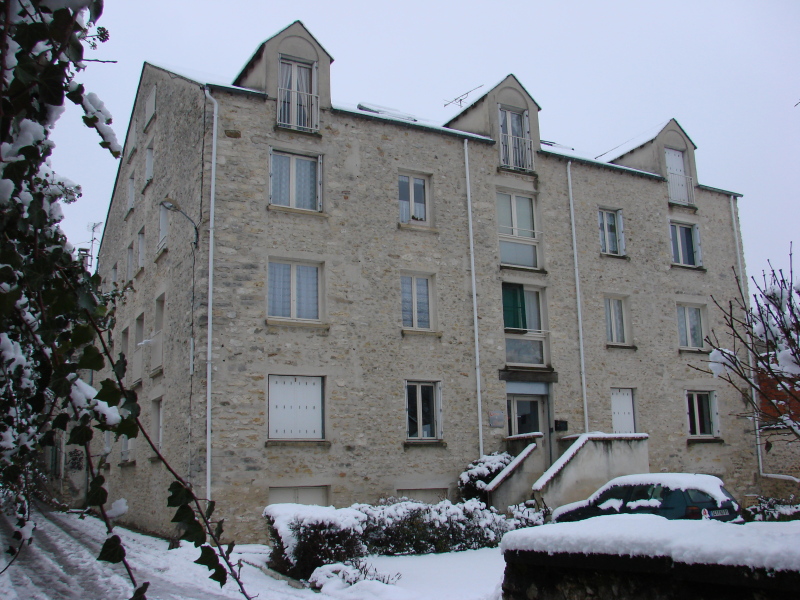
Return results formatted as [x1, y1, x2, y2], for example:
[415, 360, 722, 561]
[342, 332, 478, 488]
[486, 442, 545, 511]
[502, 550, 799, 600]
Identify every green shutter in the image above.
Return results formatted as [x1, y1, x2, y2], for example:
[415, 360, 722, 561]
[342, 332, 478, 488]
[502, 283, 527, 329]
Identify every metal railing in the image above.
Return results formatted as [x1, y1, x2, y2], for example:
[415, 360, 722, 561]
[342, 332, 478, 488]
[667, 172, 695, 205]
[278, 88, 319, 132]
[500, 134, 534, 171]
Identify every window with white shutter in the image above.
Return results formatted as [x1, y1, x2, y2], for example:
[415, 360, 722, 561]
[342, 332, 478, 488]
[268, 375, 324, 439]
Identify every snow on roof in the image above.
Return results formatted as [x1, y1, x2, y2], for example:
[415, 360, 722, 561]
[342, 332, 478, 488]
[539, 141, 662, 178]
[332, 102, 495, 142]
[443, 74, 541, 127]
[594, 119, 671, 162]
[145, 61, 250, 93]
[501, 515, 800, 572]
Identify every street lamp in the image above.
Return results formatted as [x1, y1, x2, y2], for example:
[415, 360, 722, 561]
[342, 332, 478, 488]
[161, 198, 199, 247]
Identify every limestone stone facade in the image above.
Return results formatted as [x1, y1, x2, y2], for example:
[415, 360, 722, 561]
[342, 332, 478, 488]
[95, 21, 762, 542]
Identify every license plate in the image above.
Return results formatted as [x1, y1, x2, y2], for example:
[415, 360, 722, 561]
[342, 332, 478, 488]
[710, 509, 729, 517]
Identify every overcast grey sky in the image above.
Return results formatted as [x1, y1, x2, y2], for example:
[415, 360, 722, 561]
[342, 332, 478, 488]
[53, 0, 799, 280]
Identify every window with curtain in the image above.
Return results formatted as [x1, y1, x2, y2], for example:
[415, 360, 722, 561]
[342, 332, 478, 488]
[502, 283, 547, 366]
[497, 192, 538, 268]
[268, 261, 320, 321]
[677, 304, 704, 348]
[278, 59, 317, 131]
[398, 174, 428, 224]
[599, 209, 624, 255]
[687, 391, 716, 436]
[499, 108, 532, 170]
[406, 381, 439, 439]
[670, 222, 700, 266]
[401, 275, 432, 329]
[271, 151, 319, 211]
[604, 297, 627, 344]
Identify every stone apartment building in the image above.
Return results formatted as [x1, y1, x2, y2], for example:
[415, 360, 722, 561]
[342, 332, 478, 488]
[95, 21, 761, 541]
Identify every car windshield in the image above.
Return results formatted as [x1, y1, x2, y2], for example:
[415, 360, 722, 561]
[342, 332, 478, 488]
[594, 485, 631, 505]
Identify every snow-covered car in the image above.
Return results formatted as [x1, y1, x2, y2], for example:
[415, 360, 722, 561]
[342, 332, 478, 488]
[551, 473, 741, 523]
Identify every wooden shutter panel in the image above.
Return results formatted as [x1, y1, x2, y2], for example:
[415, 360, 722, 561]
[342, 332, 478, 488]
[502, 283, 526, 329]
[268, 146, 273, 204]
[523, 110, 532, 169]
[316, 154, 323, 212]
[712, 392, 721, 438]
[617, 211, 626, 255]
[693, 225, 703, 266]
[269, 375, 323, 439]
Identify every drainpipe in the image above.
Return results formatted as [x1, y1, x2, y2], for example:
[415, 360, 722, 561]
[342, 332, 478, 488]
[204, 87, 219, 501]
[464, 139, 484, 456]
[567, 161, 590, 432]
[729, 195, 800, 485]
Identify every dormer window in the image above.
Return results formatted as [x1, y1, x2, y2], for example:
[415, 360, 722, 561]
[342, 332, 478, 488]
[499, 106, 533, 171]
[665, 148, 694, 205]
[278, 58, 319, 132]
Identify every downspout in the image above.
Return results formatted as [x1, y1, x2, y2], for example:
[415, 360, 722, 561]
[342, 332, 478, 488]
[204, 87, 219, 501]
[567, 161, 590, 432]
[729, 195, 800, 485]
[464, 139, 484, 456]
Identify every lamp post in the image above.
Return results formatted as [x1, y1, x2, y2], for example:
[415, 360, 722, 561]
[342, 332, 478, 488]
[160, 199, 199, 247]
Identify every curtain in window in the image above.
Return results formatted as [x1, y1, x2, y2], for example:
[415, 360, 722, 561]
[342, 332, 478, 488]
[420, 384, 435, 437]
[279, 62, 293, 125]
[524, 289, 541, 331]
[296, 64, 312, 128]
[407, 384, 418, 437]
[681, 226, 695, 265]
[415, 278, 430, 328]
[497, 193, 513, 235]
[268, 262, 292, 318]
[272, 154, 290, 206]
[398, 176, 411, 223]
[688, 306, 702, 346]
[515, 196, 534, 237]
[295, 265, 318, 319]
[401, 276, 413, 326]
[413, 177, 426, 221]
[295, 157, 317, 210]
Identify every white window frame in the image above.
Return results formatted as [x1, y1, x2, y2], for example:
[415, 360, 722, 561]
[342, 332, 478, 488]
[127, 118, 137, 158]
[145, 144, 154, 184]
[604, 296, 629, 345]
[677, 303, 705, 349]
[670, 221, 702, 267]
[137, 227, 145, 270]
[498, 105, 533, 171]
[145, 86, 156, 128]
[405, 381, 442, 440]
[268, 375, 324, 440]
[686, 390, 720, 438]
[151, 293, 165, 371]
[158, 204, 169, 249]
[599, 208, 625, 256]
[502, 282, 549, 367]
[126, 173, 135, 212]
[277, 57, 319, 132]
[151, 398, 163, 451]
[267, 260, 322, 322]
[269, 149, 323, 211]
[126, 243, 134, 280]
[507, 393, 545, 436]
[401, 274, 434, 330]
[398, 173, 429, 225]
[120, 435, 134, 462]
[497, 192, 540, 269]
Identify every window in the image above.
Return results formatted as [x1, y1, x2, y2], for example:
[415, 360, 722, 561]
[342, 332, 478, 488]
[611, 388, 636, 434]
[137, 228, 145, 269]
[507, 394, 544, 436]
[502, 283, 548, 366]
[151, 398, 163, 451]
[268, 375, 323, 439]
[151, 294, 165, 370]
[120, 435, 134, 462]
[269, 486, 328, 505]
[670, 222, 701, 266]
[269, 150, 321, 211]
[126, 243, 134, 280]
[497, 192, 538, 268]
[599, 209, 624, 255]
[278, 58, 318, 131]
[498, 107, 533, 170]
[119, 327, 129, 360]
[127, 119, 137, 156]
[687, 391, 718, 437]
[399, 174, 427, 224]
[132, 314, 144, 384]
[677, 304, 704, 349]
[126, 174, 135, 212]
[145, 86, 156, 127]
[158, 204, 169, 248]
[665, 148, 693, 205]
[406, 381, 440, 440]
[604, 297, 627, 345]
[145, 145, 154, 183]
[268, 261, 320, 321]
[401, 275, 432, 329]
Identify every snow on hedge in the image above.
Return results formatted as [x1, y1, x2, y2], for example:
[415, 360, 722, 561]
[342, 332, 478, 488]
[501, 514, 800, 572]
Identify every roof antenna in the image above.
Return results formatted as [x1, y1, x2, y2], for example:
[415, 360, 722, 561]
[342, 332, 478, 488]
[86, 221, 103, 269]
[444, 84, 483, 108]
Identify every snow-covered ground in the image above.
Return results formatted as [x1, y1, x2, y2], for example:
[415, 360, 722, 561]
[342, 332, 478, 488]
[0, 506, 505, 600]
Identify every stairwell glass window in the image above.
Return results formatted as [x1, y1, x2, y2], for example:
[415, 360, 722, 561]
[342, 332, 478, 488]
[604, 297, 627, 345]
[270, 150, 321, 211]
[268, 375, 323, 440]
[503, 283, 548, 366]
[406, 381, 440, 440]
[687, 391, 719, 437]
[599, 209, 624, 255]
[507, 394, 544, 436]
[498, 107, 533, 170]
[497, 192, 538, 268]
[670, 222, 701, 266]
[278, 58, 318, 132]
[677, 304, 704, 349]
[398, 174, 427, 224]
[268, 261, 320, 321]
[401, 275, 432, 329]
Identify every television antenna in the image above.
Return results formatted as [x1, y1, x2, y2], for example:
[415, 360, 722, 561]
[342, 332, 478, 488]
[444, 84, 483, 108]
[85, 221, 103, 269]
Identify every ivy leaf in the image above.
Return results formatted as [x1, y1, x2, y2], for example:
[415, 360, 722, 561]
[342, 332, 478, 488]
[210, 566, 227, 587]
[70, 324, 95, 346]
[67, 424, 93, 445]
[167, 482, 193, 507]
[52, 412, 70, 431]
[205, 500, 215, 520]
[193, 544, 220, 569]
[214, 519, 224, 540]
[77, 344, 104, 370]
[113, 353, 127, 380]
[86, 475, 107, 506]
[225, 542, 235, 559]
[171, 504, 195, 525]
[94, 379, 122, 407]
[180, 518, 206, 547]
[128, 582, 149, 600]
[98, 534, 125, 563]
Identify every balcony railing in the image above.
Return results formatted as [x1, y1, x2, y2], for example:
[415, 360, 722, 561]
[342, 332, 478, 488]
[505, 330, 549, 367]
[500, 134, 534, 171]
[667, 172, 695, 205]
[278, 88, 319, 132]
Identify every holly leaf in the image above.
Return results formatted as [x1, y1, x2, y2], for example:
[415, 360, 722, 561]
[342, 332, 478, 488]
[98, 534, 125, 563]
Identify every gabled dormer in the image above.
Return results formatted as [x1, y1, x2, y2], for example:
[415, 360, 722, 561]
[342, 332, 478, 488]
[233, 21, 333, 133]
[445, 75, 541, 172]
[597, 119, 698, 205]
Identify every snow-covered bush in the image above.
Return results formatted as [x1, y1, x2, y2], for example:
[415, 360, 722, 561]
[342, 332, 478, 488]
[458, 451, 513, 502]
[508, 499, 548, 528]
[744, 496, 800, 522]
[309, 559, 400, 592]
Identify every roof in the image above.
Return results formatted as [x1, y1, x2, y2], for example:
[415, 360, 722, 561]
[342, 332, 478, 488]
[539, 141, 665, 179]
[595, 118, 697, 163]
[443, 74, 541, 128]
[232, 20, 333, 88]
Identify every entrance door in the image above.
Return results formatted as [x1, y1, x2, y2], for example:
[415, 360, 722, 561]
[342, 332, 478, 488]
[611, 388, 635, 433]
[665, 148, 689, 203]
